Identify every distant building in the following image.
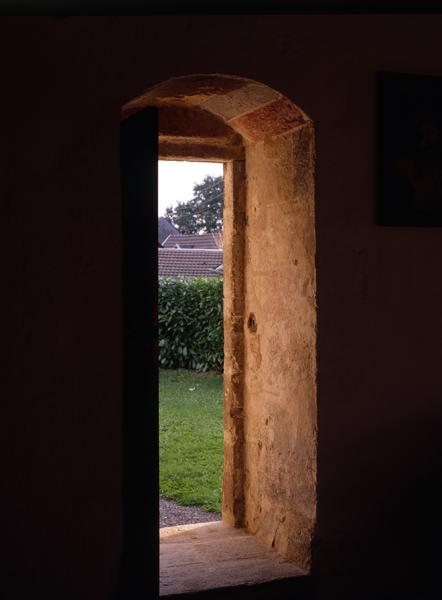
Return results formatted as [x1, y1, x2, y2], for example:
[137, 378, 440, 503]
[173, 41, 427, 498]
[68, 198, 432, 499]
[162, 232, 223, 250]
[158, 248, 223, 277]
[158, 217, 181, 246]
[159, 228, 224, 277]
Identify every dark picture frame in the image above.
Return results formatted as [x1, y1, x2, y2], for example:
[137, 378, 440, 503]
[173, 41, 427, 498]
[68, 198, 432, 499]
[377, 72, 442, 226]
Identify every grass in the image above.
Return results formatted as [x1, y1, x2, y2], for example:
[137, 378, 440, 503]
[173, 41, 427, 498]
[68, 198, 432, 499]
[159, 369, 224, 513]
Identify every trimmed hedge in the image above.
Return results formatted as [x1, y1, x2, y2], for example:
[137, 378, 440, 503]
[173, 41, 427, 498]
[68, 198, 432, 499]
[158, 277, 224, 372]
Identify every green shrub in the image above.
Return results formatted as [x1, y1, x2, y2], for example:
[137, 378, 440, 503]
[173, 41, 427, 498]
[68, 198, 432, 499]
[158, 277, 223, 372]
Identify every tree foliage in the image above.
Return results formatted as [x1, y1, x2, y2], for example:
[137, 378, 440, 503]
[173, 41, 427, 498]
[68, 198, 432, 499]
[164, 175, 223, 234]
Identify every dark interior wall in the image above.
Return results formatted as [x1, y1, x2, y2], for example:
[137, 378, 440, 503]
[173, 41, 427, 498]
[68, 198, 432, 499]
[2, 15, 442, 598]
[1, 18, 125, 599]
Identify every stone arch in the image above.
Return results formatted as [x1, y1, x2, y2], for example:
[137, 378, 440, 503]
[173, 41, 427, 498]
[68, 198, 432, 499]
[122, 73, 310, 142]
[123, 74, 317, 571]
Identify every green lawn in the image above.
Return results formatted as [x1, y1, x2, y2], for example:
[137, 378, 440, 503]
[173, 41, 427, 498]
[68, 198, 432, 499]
[159, 369, 224, 513]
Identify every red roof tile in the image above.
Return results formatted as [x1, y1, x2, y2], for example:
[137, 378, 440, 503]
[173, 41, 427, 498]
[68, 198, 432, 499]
[158, 248, 223, 277]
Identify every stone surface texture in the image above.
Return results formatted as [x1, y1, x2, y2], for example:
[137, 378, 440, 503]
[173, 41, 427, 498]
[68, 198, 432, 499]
[229, 98, 307, 142]
[222, 160, 247, 528]
[159, 522, 306, 597]
[200, 82, 281, 121]
[243, 124, 317, 570]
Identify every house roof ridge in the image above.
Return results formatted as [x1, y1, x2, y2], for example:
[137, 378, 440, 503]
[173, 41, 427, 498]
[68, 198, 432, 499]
[159, 247, 223, 252]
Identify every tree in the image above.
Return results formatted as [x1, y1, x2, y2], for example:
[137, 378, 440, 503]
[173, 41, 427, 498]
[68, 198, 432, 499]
[164, 175, 223, 234]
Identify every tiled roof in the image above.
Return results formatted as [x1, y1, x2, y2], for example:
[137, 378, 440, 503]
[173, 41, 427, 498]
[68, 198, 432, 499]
[163, 232, 223, 250]
[158, 248, 223, 277]
[158, 217, 181, 245]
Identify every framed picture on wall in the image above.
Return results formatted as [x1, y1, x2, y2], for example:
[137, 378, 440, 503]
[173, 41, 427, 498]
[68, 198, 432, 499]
[377, 72, 442, 226]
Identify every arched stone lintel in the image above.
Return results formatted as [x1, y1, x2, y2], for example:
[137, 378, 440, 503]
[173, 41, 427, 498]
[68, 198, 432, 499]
[122, 74, 311, 143]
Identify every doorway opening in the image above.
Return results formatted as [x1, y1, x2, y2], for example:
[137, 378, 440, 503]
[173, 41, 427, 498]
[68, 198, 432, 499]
[120, 74, 317, 596]
[158, 159, 225, 526]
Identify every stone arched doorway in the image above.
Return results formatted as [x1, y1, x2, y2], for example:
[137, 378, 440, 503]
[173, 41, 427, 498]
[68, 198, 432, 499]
[120, 74, 317, 588]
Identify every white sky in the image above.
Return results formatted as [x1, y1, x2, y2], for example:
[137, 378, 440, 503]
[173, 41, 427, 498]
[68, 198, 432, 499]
[158, 160, 223, 217]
